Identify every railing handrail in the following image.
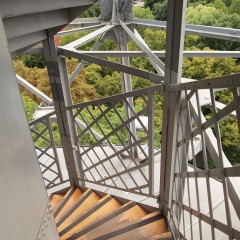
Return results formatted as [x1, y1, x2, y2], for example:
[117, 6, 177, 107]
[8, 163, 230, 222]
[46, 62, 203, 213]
[180, 73, 240, 90]
[66, 84, 164, 110]
[29, 110, 56, 126]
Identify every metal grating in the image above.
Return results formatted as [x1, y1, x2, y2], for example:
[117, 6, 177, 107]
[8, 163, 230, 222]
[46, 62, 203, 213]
[29, 111, 63, 189]
[66, 85, 163, 197]
[168, 77, 240, 239]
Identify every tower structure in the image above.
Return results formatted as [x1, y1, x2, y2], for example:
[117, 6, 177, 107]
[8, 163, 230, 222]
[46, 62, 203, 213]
[0, 0, 240, 239]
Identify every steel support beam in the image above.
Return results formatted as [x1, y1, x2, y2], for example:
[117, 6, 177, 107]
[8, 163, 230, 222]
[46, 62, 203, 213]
[9, 30, 47, 54]
[133, 28, 164, 75]
[74, 50, 240, 58]
[5, 5, 94, 54]
[16, 74, 52, 104]
[119, 20, 165, 77]
[68, 34, 107, 84]
[132, 18, 240, 42]
[159, 1, 187, 238]
[69, 17, 101, 27]
[64, 25, 115, 49]
[56, 24, 103, 37]
[58, 47, 164, 83]
[0, 0, 97, 18]
[43, 35, 80, 185]
[3, 10, 69, 40]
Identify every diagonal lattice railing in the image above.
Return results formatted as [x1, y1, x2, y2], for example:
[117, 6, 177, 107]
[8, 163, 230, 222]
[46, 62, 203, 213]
[66, 85, 163, 198]
[29, 111, 64, 189]
[168, 75, 240, 240]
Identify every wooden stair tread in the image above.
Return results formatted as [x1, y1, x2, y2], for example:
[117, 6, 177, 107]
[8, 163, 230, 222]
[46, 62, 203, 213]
[88, 211, 166, 240]
[151, 232, 173, 240]
[55, 188, 84, 221]
[50, 187, 170, 240]
[61, 195, 122, 239]
[50, 194, 64, 209]
[78, 202, 150, 240]
[57, 189, 101, 233]
[109, 217, 167, 240]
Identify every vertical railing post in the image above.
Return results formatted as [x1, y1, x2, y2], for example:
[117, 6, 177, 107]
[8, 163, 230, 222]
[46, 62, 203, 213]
[58, 56, 85, 187]
[45, 116, 63, 182]
[43, 34, 80, 186]
[118, 33, 138, 159]
[148, 91, 155, 196]
[159, 0, 187, 237]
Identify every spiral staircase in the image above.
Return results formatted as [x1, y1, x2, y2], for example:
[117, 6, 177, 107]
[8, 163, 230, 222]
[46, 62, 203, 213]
[50, 186, 171, 240]
[1, 0, 240, 239]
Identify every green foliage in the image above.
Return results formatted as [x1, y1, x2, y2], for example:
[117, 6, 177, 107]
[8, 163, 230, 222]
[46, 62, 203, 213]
[133, 7, 154, 19]
[21, 95, 38, 121]
[143, 0, 167, 20]
[95, 72, 122, 97]
[15, 58, 99, 104]
[14, 59, 51, 103]
[85, 64, 103, 85]
[144, 0, 158, 9]
[66, 59, 99, 103]
[214, 0, 228, 11]
[23, 54, 46, 68]
[79, 3, 100, 18]
[186, 4, 225, 26]
[143, 29, 166, 50]
[219, 117, 240, 165]
[182, 48, 240, 79]
[99, 39, 116, 51]
[222, 0, 232, 7]
[32, 122, 61, 147]
[186, 2, 240, 50]
[152, 1, 168, 20]
[229, 0, 240, 14]
[132, 77, 152, 90]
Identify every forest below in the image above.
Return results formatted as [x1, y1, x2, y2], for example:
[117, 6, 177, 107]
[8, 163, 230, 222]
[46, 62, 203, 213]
[16, 0, 240, 166]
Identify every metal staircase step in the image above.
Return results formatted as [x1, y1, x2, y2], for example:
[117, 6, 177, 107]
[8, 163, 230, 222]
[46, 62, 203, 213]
[49, 187, 171, 240]
[88, 211, 167, 240]
[151, 232, 173, 240]
[50, 193, 65, 209]
[55, 187, 85, 221]
[61, 194, 122, 239]
[67, 201, 137, 239]
[77, 201, 151, 240]
[57, 189, 101, 231]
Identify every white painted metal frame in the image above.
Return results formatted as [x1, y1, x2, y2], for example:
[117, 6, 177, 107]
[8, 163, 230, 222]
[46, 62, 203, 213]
[169, 78, 240, 239]
[65, 85, 161, 197]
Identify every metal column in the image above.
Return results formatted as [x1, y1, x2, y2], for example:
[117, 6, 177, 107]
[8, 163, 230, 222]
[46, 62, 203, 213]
[159, 0, 187, 236]
[43, 34, 81, 186]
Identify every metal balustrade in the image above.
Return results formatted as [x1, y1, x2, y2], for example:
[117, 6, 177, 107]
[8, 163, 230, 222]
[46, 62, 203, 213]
[28, 75, 240, 239]
[66, 85, 163, 198]
[29, 111, 63, 189]
[167, 76, 240, 239]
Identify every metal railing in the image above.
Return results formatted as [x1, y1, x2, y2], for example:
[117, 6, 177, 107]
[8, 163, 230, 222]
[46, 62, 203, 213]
[167, 75, 240, 239]
[28, 74, 240, 239]
[66, 85, 163, 198]
[29, 111, 64, 189]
